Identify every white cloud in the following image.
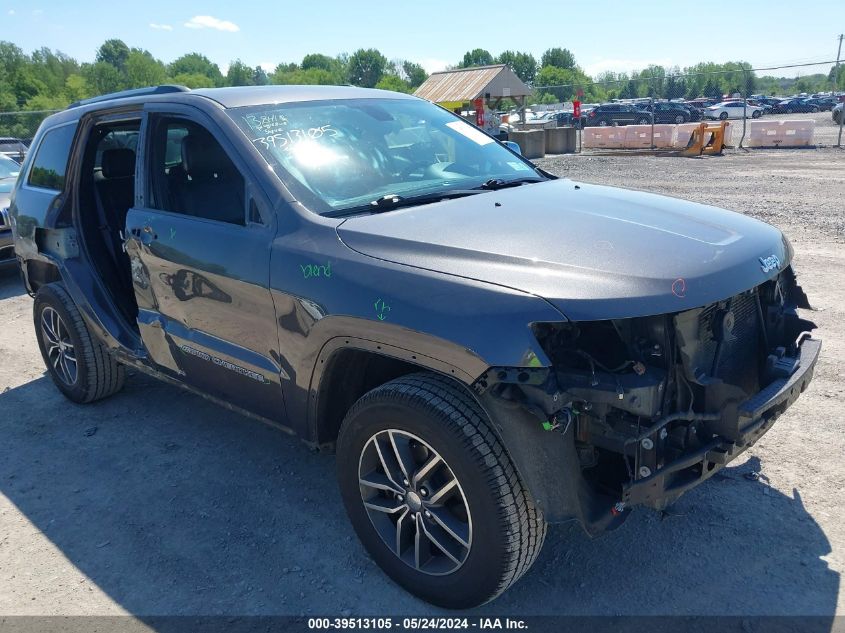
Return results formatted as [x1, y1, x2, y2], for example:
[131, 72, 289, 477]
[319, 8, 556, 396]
[258, 61, 275, 73]
[184, 15, 239, 32]
[583, 58, 677, 77]
[419, 58, 449, 74]
[8, 9, 15, 15]
[149, 23, 173, 31]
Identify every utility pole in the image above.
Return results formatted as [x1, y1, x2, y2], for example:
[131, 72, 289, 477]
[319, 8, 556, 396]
[837, 33, 843, 147]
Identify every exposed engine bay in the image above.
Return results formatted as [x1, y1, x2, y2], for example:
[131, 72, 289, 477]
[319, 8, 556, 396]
[475, 266, 820, 514]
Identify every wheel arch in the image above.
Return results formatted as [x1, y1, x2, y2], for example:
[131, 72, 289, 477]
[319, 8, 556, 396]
[309, 335, 482, 449]
[23, 257, 61, 295]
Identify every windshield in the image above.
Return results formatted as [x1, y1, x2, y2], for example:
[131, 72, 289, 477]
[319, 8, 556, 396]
[228, 98, 542, 215]
[0, 156, 20, 181]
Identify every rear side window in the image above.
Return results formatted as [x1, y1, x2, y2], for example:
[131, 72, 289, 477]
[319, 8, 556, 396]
[28, 124, 76, 190]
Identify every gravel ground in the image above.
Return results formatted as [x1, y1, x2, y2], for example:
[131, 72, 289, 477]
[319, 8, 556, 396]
[1, 147, 844, 619]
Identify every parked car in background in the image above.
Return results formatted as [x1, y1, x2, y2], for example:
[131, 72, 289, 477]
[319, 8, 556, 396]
[833, 103, 843, 124]
[771, 98, 820, 114]
[746, 99, 773, 114]
[584, 103, 652, 126]
[705, 101, 763, 120]
[806, 97, 837, 111]
[545, 111, 586, 127]
[756, 97, 782, 108]
[636, 101, 700, 123]
[0, 154, 20, 265]
[0, 137, 28, 163]
[685, 98, 718, 109]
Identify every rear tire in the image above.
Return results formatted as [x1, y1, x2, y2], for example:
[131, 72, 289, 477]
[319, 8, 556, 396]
[752, 110, 762, 118]
[33, 283, 125, 404]
[636, 117, 650, 125]
[719, 112, 729, 120]
[336, 372, 546, 608]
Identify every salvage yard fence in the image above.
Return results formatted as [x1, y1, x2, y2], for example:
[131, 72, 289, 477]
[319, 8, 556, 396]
[512, 59, 845, 156]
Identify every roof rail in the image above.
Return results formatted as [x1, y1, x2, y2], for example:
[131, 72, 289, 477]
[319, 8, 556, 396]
[67, 85, 190, 109]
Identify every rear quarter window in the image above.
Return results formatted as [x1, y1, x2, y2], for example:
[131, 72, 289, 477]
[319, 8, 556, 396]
[28, 123, 76, 191]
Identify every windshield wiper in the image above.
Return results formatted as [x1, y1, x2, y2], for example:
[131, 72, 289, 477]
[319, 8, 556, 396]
[324, 189, 485, 217]
[476, 177, 544, 190]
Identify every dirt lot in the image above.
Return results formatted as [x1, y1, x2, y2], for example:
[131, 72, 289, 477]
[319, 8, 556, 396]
[1, 146, 844, 619]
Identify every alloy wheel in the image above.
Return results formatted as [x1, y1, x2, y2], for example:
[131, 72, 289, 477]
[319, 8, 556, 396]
[358, 429, 472, 576]
[41, 307, 78, 386]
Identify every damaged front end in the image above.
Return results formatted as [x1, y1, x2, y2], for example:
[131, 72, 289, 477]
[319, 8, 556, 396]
[474, 266, 820, 534]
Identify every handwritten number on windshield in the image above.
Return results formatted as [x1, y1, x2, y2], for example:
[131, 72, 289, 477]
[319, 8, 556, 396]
[252, 125, 338, 151]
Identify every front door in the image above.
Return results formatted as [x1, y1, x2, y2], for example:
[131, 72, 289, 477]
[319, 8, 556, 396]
[124, 111, 285, 423]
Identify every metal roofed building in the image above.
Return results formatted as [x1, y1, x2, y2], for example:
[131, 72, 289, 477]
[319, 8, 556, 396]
[413, 64, 531, 119]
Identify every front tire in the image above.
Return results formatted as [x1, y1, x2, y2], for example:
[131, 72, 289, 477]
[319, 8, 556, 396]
[719, 111, 729, 120]
[33, 283, 125, 403]
[636, 117, 650, 125]
[752, 110, 762, 118]
[336, 373, 546, 608]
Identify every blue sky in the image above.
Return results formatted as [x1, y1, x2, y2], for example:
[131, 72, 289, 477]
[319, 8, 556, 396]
[2, 0, 842, 77]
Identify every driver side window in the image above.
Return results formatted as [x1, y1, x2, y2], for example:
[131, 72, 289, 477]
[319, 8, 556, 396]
[149, 117, 246, 225]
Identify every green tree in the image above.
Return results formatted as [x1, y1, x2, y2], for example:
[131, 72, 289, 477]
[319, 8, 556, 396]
[347, 48, 387, 88]
[301, 53, 338, 74]
[541, 47, 575, 70]
[63, 74, 91, 101]
[375, 74, 411, 93]
[125, 49, 167, 87]
[83, 61, 124, 95]
[168, 53, 223, 85]
[458, 48, 494, 68]
[226, 59, 255, 86]
[0, 41, 28, 77]
[535, 65, 576, 101]
[95, 39, 130, 71]
[253, 66, 269, 86]
[402, 61, 428, 88]
[170, 72, 216, 88]
[496, 51, 537, 84]
[535, 64, 595, 101]
[271, 67, 336, 85]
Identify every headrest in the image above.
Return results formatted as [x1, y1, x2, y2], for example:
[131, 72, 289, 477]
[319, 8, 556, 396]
[181, 134, 231, 180]
[101, 148, 136, 179]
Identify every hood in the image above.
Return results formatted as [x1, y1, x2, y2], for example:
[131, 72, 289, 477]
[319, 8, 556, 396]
[336, 179, 790, 321]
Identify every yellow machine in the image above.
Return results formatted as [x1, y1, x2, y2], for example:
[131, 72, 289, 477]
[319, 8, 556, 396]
[683, 121, 729, 156]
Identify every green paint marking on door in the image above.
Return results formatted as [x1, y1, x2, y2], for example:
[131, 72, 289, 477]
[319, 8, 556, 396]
[300, 262, 332, 279]
[374, 298, 391, 321]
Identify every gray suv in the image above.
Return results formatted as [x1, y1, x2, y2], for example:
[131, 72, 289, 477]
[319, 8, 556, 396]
[8, 84, 820, 608]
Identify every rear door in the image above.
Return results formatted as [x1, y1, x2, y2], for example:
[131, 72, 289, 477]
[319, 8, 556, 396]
[124, 106, 286, 423]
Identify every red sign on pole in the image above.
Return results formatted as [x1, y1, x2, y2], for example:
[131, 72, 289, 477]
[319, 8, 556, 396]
[473, 98, 484, 127]
[573, 100, 581, 118]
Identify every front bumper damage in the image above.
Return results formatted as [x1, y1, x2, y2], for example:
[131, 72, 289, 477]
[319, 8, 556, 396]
[473, 267, 819, 535]
[622, 335, 820, 507]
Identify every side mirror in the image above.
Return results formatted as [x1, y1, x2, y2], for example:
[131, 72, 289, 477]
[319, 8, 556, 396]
[502, 140, 522, 155]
